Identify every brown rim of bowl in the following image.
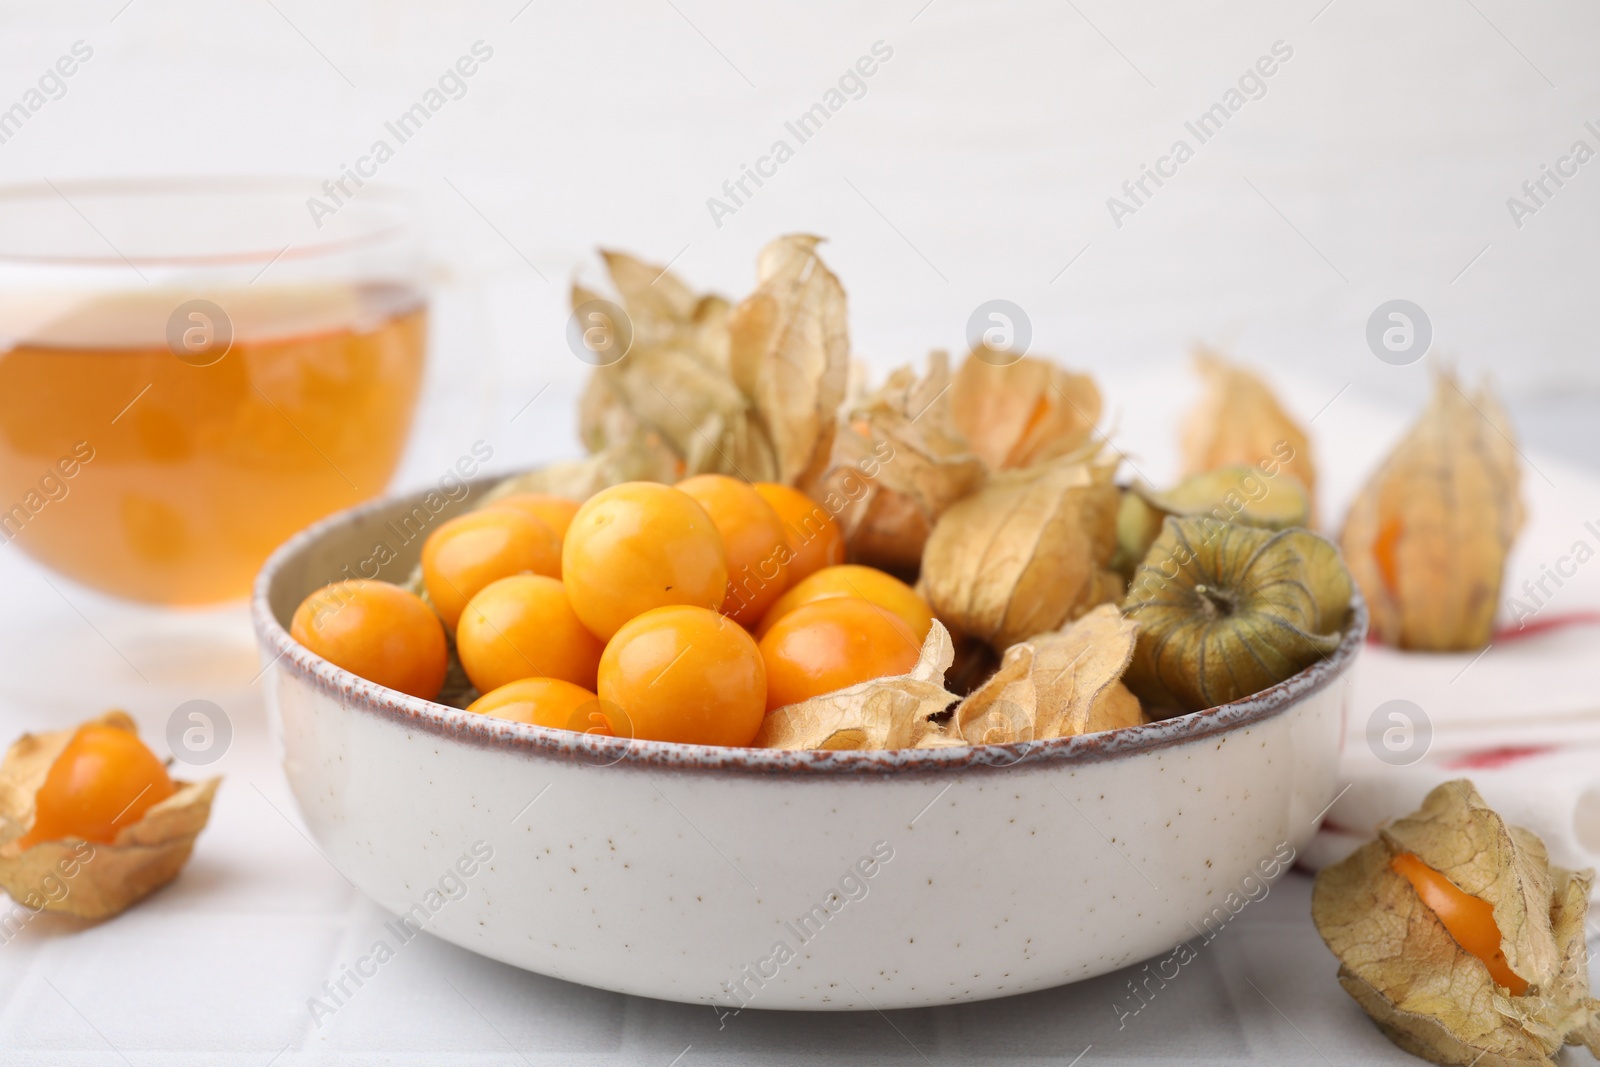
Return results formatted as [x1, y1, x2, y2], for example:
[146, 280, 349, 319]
[252, 482, 1368, 778]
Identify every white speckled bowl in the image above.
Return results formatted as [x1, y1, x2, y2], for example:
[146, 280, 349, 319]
[252, 480, 1364, 1011]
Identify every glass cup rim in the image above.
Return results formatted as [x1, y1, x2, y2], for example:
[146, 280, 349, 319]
[0, 175, 414, 269]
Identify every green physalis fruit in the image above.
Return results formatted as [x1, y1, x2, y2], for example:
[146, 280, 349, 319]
[1122, 517, 1353, 715]
[1113, 466, 1311, 578]
[1112, 492, 1165, 579]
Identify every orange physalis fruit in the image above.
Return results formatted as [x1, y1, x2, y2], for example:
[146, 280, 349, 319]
[1391, 851, 1527, 995]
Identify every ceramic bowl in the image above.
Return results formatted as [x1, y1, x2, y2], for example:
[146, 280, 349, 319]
[252, 479, 1365, 1011]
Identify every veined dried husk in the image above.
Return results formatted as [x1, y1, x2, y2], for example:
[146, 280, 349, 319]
[1312, 780, 1600, 1066]
[949, 604, 1144, 745]
[1122, 517, 1352, 714]
[945, 631, 1001, 697]
[579, 343, 776, 479]
[0, 712, 219, 920]
[570, 236, 857, 490]
[728, 234, 850, 488]
[919, 451, 1121, 650]
[1113, 465, 1312, 576]
[1340, 367, 1523, 651]
[1181, 348, 1317, 521]
[812, 351, 987, 574]
[573, 250, 775, 481]
[753, 622, 957, 750]
[572, 249, 740, 451]
[948, 351, 1102, 470]
[586, 249, 730, 364]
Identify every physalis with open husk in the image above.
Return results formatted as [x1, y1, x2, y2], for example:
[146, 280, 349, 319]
[1122, 517, 1353, 715]
[1340, 366, 1523, 651]
[946, 352, 1102, 470]
[0, 712, 219, 920]
[755, 607, 1147, 752]
[1181, 348, 1318, 521]
[919, 450, 1122, 651]
[811, 346, 1111, 577]
[754, 622, 958, 750]
[811, 351, 986, 576]
[1313, 780, 1600, 1066]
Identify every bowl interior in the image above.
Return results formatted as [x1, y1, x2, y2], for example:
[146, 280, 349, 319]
[254, 477, 1368, 775]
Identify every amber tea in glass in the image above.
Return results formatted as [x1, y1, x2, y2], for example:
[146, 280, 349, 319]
[0, 179, 427, 604]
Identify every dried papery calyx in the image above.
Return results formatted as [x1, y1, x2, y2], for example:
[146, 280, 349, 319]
[1121, 517, 1353, 715]
[546, 235, 852, 498]
[1181, 348, 1317, 522]
[1312, 780, 1600, 1067]
[574, 250, 775, 483]
[810, 351, 986, 576]
[728, 234, 851, 489]
[919, 451, 1121, 651]
[944, 631, 1001, 698]
[584, 248, 732, 362]
[1340, 366, 1523, 651]
[946, 604, 1144, 746]
[947, 351, 1102, 470]
[579, 344, 774, 480]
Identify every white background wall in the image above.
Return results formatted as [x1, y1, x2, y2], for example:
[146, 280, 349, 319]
[1, 0, 1597, 482]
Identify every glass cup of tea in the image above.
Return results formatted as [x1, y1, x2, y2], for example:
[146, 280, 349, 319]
[0, 178, 428, 605]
